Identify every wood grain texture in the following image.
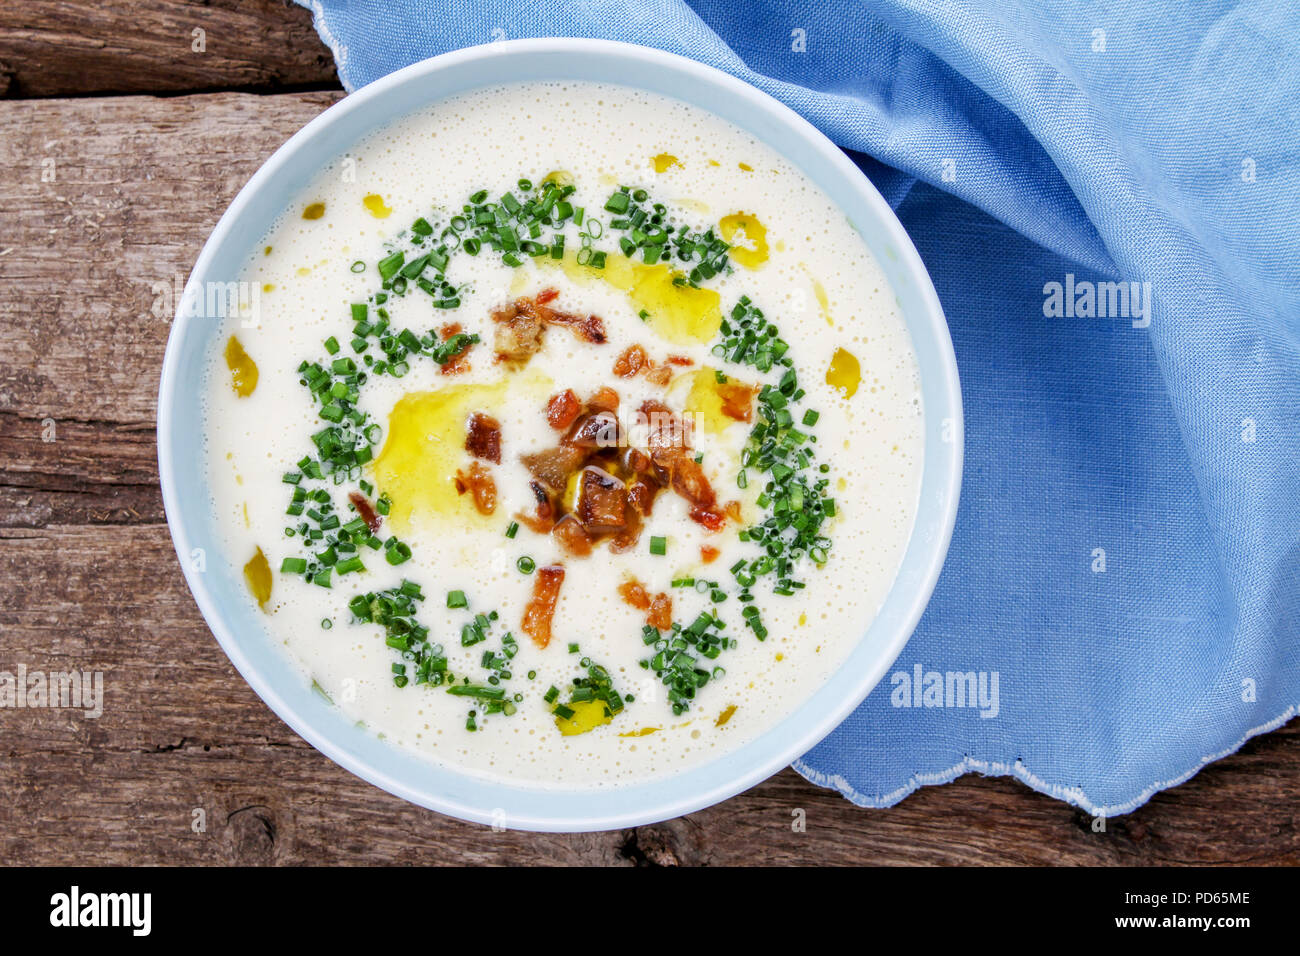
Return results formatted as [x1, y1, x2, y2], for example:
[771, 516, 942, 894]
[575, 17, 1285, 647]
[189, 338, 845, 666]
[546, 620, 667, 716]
[0, 1, 338, 97]
[0, 91, 1296, 867]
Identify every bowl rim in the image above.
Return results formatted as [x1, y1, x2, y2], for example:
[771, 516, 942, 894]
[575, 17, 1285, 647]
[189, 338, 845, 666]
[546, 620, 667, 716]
[158, 37, 963, 832]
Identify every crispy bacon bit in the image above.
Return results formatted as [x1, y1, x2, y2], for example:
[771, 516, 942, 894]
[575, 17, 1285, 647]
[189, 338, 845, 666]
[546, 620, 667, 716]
[689, 505, 727, 532]
[491, 300, 545, 366]
[564, 410, 621, 449]
[700, 545, 720, 564]
[627, 476, 658, 517]
[588, 386, 620, 413]
[464, 412, 501, 463]
[454, 461, 497, 515]
[551, 309, 607, 344]
[617, 578, 671, 630]
[612, 342, 687, 387]
[552, 514, 593, 557]
[530, 480, 554, 516]
[672, 458, 716, 509]
[614, 344, 690, 385]
[574, 466, 627, 534]
[613, 345, 648, 378]
[647, 592, 673, 631]
[517, 288, 607, 344]
[607, 507, 643, 553]
[546, 389, 581, 430]
[618, 579, 651, 610]
[641, 399, 693, 462]
[522, 445, 586, 495]
[522, 564, 565, 647]
[348, 491, 382, 534]
[493, 291, 606, 366]
[515, 509, 553, 535]
[439, 322, 474, 375]
[717, 381, 759, 422]
[639, 399, 727, 523]
[644, 364, 672, 386]
[623, 448, 653, 474]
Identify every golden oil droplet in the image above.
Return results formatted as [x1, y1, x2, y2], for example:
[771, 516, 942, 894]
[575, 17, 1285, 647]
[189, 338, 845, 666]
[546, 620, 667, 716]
[652, 152, 682, 172]
[718, 212, 769, 269]
[554, 700, 612, 736]
[243, 546, 272, 610]
[826, 347, 861, 399]
[362, 193, 392, 218]
[224, 335, 258, 397]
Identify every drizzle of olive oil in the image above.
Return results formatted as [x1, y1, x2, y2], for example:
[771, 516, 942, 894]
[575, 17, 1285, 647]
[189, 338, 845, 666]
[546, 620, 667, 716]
[555, 700, 612, 736]
[362, 193, 392, 218]
[826, 347, 861, 399]
[302, 202, 325, 220]
[224, 335, 258, 397]
[813, 278, 831, 325]
[715, 704, 737, 727]
[718, 212, 769, 268]
[541, 252, 721, 344]
[370, 381, 510, 532]
[618, 726, 662, 738]
[243, 546, 272, 610]
[678, 368, 753, 435]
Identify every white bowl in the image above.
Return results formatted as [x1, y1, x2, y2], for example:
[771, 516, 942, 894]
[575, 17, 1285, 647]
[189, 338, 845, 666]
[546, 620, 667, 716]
[158, 38, 963, 832]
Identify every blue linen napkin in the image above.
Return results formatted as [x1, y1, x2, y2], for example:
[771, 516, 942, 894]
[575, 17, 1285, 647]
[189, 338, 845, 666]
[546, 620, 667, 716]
[296, 0, 1300, 815]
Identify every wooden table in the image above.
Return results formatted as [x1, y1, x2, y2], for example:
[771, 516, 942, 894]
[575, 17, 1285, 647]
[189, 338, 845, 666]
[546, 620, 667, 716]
[1, 1, 1294, 866]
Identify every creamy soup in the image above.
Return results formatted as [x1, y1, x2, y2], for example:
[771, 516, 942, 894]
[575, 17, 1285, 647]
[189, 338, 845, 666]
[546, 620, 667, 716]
[203, 81, 923, 789]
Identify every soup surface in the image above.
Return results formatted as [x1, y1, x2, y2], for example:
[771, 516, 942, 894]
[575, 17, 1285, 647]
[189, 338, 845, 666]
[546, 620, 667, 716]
[203, 81, 923, 788]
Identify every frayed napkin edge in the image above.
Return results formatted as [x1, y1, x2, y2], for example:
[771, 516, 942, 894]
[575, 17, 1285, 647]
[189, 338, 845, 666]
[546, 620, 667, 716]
[793, 704, 1298, 818]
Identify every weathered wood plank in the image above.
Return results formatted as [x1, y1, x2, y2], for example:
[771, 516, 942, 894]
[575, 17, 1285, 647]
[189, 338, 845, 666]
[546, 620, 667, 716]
[0, 412, 160, 526]
[0, 92, 1296, 866]
[0, 1, 338, 97]
[0, 90, 343, 425]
